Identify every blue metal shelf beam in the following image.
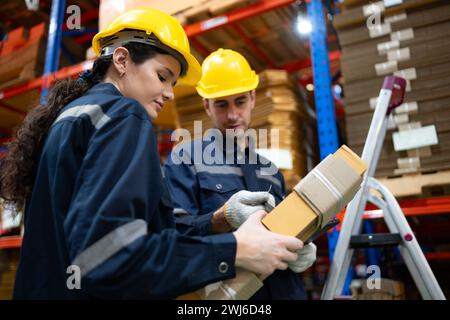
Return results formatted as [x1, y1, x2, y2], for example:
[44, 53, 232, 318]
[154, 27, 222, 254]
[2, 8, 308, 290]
[41, 0, 66, 103]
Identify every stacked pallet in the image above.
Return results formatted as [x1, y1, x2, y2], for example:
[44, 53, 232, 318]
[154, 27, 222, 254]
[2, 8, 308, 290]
[175, 69, 307, 189]
[0, 250, 19, 300]
[174, 0, 260, 24]
[336, 0, 450, 177]
[350, 278, 405, 300]
[176, 1, 309, 71]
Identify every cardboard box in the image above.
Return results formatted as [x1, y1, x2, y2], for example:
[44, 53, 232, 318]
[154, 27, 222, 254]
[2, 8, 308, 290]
[179, 145, 367, 300]
[177, 268, 263, 300]
[262, 145, 367, 241]
[351, 278, 405, 300]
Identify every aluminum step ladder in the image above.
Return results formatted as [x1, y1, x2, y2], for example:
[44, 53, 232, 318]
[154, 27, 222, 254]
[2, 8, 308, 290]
[321, 75, 446, 300]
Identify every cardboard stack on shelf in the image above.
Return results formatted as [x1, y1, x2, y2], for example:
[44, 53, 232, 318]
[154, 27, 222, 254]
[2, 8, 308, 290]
[174, 69, 308, 189]
[0, 23, 46, 127]
[350, 278, 406, 300]
[98, 0, 266, 64]
[336, 0, 450, 177]
[173, 0, 260, 24]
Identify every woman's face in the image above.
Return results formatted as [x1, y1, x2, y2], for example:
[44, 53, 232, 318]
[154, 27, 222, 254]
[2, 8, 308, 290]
[119, 52, 181, 120]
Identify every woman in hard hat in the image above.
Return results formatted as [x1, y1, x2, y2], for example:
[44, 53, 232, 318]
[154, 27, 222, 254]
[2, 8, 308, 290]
[1, 8, 303, 299]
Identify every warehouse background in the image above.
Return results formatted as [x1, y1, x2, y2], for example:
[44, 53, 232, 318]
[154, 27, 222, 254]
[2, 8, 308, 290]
[0, 0, 449, 299]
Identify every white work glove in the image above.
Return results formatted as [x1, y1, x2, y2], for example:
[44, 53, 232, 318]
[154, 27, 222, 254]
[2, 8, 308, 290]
[288, 242, 317, 273]
[224, 190, 276, 229]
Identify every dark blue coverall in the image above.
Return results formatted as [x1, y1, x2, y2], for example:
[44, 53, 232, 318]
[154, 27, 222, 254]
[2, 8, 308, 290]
[13, 83, 237, 299]
[164, 139, 307, 300]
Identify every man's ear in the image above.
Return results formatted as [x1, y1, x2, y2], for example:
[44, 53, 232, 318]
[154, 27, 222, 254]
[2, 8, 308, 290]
[249, 90, 256, 110]
[203, 98, 212, 116]
[112, 47, 130, 77]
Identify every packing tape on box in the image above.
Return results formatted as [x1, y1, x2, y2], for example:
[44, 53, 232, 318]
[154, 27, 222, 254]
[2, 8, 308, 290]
[397, 157, 420, 170]
[377, 40, 400, 55]
[393, 113, 409, 126]
[394, 68, 417, 81]
[293, 155, 361, 229]
[398, 121, 421, 131]
[369, 97, 378, 110]
[375, 60, 398, 76]
[394, 68, 416, 92]
[407, 146, 432, 158]
[385, 13, 407, 24]
[391, 28, 414, 42]
[387, 47, 410, 62]
[394, 101, 418, 114]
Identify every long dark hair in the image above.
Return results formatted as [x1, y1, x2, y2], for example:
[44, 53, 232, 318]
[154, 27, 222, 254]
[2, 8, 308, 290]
[0, 42, 169, 210]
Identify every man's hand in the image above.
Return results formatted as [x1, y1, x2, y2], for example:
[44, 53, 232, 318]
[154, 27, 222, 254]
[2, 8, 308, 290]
[224, 190, 275, 229]
[211, 205, 233, 234]
[288, 242, 317, 273]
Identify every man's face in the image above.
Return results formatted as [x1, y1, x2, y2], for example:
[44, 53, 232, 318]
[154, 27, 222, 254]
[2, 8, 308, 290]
[203, 91, 255, 135]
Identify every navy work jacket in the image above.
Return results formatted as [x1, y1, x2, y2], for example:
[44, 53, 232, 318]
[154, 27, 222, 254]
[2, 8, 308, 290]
[13, 83, 236, 299]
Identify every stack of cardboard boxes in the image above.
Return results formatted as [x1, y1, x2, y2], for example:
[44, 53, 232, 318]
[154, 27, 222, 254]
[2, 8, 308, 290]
[174, 69, 308, 189]
[0, 23, 46, 128]
[336, 0, 450, 176]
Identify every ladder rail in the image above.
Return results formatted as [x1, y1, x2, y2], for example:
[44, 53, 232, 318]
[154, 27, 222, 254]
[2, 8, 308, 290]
[367, 193, 434, 299]
[370, 178, 446, 300]
[321, 75, 445, 300]
[321, 86, 393, 300]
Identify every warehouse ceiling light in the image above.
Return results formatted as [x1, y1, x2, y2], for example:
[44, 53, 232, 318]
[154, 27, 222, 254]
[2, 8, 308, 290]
[296, 15, 312, 35]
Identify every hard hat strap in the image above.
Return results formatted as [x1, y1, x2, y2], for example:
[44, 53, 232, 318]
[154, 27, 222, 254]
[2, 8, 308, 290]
[100, 29, 187, 76]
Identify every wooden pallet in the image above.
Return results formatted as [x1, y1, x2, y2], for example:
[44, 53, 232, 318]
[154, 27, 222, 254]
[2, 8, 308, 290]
[377, 169, 450, 197]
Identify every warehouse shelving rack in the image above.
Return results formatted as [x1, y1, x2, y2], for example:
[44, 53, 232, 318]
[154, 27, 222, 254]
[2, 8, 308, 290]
[0, 0, 449, 297]
[0, 0, 341, 124]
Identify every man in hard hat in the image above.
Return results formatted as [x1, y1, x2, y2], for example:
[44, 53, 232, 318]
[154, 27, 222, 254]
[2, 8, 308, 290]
[164, 48, 316, 299]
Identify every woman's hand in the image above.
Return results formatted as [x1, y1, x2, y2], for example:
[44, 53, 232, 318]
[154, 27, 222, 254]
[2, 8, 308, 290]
[233, 210, 303, 278]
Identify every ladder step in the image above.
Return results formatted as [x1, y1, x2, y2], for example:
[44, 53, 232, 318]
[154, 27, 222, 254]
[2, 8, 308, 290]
[350, 233, 402, 248]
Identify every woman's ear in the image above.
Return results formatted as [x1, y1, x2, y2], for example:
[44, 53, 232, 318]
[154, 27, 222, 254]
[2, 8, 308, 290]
[112, 47, 130, 77]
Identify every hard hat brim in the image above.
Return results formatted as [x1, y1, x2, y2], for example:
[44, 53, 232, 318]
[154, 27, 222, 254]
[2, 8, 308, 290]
[196, 76, 259, 99]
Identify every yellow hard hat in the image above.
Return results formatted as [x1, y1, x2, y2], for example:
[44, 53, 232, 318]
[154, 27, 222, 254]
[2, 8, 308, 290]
[92, 8, 201, 85]
[196, 48, 259, 99]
